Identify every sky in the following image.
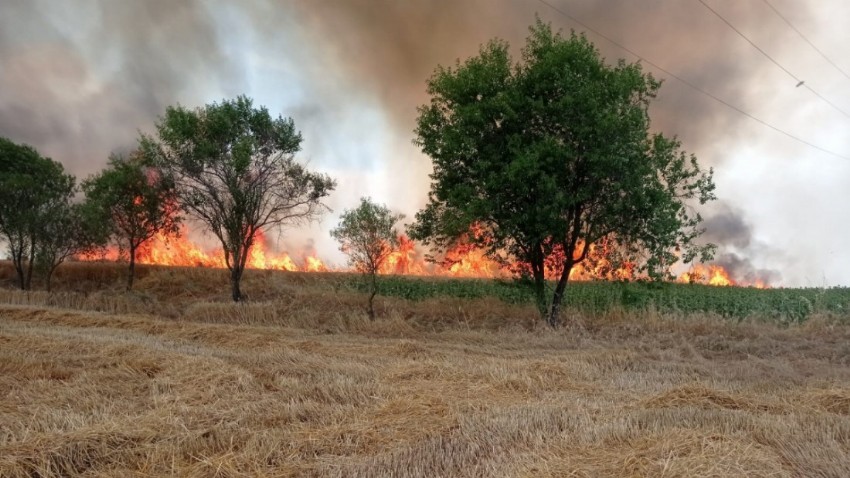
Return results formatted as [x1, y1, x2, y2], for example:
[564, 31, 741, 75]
[1, 0, 849, 287]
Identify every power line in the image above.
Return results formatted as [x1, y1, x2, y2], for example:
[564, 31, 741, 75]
[533, 0, 850, 161]
[762, 0, 850, 84]
[697, 0, 850, 120]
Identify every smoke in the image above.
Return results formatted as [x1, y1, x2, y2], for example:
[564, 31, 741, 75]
[0, 0, 821, 280]
[287, 0, 812, 155]
[700, 204, 782, 285]
[0, 0, 239, 177]
[285, 0, 814, 281]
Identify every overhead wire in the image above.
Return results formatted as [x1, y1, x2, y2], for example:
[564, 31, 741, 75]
[697, 0, 850, 120]
[761, 0, 850, 84]
[533, 0, 850, 161]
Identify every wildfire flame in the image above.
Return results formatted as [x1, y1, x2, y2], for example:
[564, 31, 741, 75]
[80, 225, 769, 288]
[679, 264, 733, 287]
[84, 227, 326, 272]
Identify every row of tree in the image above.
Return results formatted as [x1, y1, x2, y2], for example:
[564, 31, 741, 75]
[0, 138, 93, 292]
[0, 140, 182, 292]
[0, 96, 337, 301]
[0, 20, 716, 327]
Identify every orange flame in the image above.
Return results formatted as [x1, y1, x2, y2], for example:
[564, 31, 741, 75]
[79, 224, 769, 287]
[380, 235, 424, 275]
[678, 264, 756, 289]
[84, 227, 325, 272]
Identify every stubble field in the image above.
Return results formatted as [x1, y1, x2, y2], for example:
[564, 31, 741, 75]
[1, 262, 850, 477]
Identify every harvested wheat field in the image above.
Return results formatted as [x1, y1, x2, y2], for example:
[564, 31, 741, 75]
[2, 264, 850, 477]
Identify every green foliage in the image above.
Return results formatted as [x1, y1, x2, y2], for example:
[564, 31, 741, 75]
[343, 275, 850, 323]
[409, 20, 715, 326]
[34, 201, 108, 292]
[142, 95, 336, 301]
[331, 198, 404, 319]
[331, 198, 403, 275]
[0, 137, 78, 290]
[82, 151, 180, 290]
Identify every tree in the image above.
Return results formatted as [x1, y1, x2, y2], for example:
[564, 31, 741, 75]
[0, 137, 76, 290]
[35, 201, 108, 292]
[83, 151, 180, 290]
[409, 21, 716, 327]
[331, 198, 404, 320]
[142, 96, 336, 301]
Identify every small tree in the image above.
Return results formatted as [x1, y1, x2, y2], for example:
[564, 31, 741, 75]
[143, 96, 336, 301]
[0, 137, 76, 290]
[35, 201, 108, 292]
[410, 21, 715, 327]
[83, 151, 180, 290]
[331, 198, 403, 320]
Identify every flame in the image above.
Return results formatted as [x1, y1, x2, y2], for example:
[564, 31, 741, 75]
[438, 227, 503, 278]
[679, 264, 744, 287]
[83, 227, 325, 272]
[380, 235, 423, 275]
[304, 255, 328, 272]
[79, 224, 770, 288]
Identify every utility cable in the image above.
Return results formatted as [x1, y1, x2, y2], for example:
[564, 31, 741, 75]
[762, 0, 850, 83]
[534, 0, 850, 161]
[698, 0, 850, 120]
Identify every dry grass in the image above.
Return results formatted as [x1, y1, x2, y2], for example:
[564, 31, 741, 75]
[1, 262, 850, 476]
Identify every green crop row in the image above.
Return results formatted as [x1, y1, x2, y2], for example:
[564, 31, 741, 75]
[342, 275, 850, 323]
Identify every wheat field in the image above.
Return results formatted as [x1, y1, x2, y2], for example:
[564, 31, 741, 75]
[1, 263, 850, 477]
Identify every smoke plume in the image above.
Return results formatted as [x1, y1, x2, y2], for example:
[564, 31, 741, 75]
[0, 1, 822, 281]
[700, 204, 782, 285]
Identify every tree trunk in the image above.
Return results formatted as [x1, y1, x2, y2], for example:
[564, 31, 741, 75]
[24, 238, 35, 291]
[367, 272, 377, 320]
[12, 248, 25, 291]
[547, 263, 573, 328]
[530, 243, 547, 317]
[230, 266, 244, 302]
[533, 266, 547, 318]
[127, 245, 136, 291]
[45, 265, 57, 293]
[8, 233, 28, 290]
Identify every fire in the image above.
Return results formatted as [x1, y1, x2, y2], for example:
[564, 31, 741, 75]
[678, 264, 737, 287]
[380, 235, 424, 275]
[304, 255, 328, 272]
[439, 233, 503, 278]
[85, 227, 325, 272]
[79, 224, 769, 288]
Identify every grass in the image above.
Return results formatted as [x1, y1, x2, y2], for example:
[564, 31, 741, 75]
[1, 261, 850, 476]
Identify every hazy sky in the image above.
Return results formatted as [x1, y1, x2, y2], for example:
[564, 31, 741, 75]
[1, 0, 848, 286]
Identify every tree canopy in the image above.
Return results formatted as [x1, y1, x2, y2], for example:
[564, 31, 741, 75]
[142, 95, 336, 301]
[0, 137, 78, 290]
[82, 151, 180, 290]
[409, 20, 716, 326]
[331, 197, 403, 319]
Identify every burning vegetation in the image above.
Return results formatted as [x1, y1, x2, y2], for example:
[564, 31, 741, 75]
[80, 224, 769, 288]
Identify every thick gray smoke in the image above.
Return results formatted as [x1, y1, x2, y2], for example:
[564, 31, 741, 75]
[288, 0, 809, 285]
[700, 204, 782, 284]
[288, 0, 811, 154]
[0, 0, 240, 177]
[0, 1, 818, 282]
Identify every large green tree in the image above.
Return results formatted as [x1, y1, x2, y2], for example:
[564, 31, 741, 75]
[331, 197, 403, 320]
[83, 151, 180, 290]
[409, 21, 716, 327]
[0, 137, 76, 290]
[142, 96, 336, 302]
